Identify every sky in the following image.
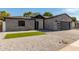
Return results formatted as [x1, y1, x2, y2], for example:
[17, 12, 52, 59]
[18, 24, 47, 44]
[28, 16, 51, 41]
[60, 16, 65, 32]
[0, 8, 79, 20]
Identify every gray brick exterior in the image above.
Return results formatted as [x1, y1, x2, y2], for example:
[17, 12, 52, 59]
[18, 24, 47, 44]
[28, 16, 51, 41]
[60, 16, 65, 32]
[35, 19, 43, 30]
[44, 14, 73, 30]
[45, 18, 58, 30]
[5, 19, 35, 31]
[5, 14, 73, 31]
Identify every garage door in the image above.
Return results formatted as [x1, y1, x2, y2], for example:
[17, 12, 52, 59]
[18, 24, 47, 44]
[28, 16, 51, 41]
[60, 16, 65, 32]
[60, 21, 70, 30]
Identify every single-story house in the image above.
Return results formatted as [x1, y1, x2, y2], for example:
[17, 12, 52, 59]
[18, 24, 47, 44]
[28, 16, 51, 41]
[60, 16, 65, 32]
[1, 13, 73, 32]
[75, 21, 79, 28]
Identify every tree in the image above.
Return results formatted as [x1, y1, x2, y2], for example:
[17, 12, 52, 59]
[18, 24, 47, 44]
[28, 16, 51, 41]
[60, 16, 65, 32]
[0, 11, 10, 20]
[71, 17, 77, 22]
[71, 17, 77, 28]
[23, 12, 40, 17]
[23, 11, 33, 17]
[33, 12, 40, 16]
[43, 12, 53, 16]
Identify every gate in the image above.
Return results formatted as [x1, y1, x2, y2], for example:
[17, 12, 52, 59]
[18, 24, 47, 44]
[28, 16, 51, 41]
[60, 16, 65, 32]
[0, 21, 2, 32]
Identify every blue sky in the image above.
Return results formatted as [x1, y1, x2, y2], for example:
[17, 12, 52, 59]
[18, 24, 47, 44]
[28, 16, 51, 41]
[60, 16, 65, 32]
[0, 8, 79, 20]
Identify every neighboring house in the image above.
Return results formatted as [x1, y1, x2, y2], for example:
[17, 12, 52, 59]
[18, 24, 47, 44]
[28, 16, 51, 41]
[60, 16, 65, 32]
[75, 21, 79, 28]
[2, 13, 73, 32]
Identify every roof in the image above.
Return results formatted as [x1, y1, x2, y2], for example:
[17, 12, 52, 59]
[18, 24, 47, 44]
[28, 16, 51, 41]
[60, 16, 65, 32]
[4, 13, 72, 20]
[4, 16, 31, 19]
[45, 13, 72, 19]
[4, 15, 45, 20]
[32, 14, 45, 19]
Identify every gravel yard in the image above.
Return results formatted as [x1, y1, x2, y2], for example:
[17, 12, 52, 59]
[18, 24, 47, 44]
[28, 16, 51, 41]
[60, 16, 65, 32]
[0, 29, 79, 51]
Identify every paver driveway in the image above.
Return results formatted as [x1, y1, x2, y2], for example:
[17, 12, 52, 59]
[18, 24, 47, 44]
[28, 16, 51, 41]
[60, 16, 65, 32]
[0, 29, 79, 51]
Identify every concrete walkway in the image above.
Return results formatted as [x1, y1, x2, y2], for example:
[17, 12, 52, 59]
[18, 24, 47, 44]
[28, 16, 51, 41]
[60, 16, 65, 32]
[60, 40, 79, 51]
[0, 32, 6, 39]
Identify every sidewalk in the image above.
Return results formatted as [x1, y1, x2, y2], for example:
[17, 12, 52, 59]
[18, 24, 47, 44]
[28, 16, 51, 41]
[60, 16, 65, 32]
[0, 32, 6, 39]
[60, 40, 79, 51]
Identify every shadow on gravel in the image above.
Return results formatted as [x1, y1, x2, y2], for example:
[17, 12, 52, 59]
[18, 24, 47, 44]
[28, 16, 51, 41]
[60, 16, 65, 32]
[38, 29, 70, 32]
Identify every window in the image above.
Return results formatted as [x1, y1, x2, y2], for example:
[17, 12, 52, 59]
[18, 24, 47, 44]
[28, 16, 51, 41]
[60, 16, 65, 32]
[18, 21, 25, 26]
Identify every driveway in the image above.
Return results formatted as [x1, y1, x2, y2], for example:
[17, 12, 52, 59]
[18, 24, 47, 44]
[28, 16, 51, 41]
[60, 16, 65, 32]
[0, 29, 79, 51]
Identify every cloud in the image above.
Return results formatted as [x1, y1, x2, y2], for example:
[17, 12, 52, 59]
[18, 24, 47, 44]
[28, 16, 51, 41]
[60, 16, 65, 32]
[61, 8, 79, 20]
[62, 8, 79, 13]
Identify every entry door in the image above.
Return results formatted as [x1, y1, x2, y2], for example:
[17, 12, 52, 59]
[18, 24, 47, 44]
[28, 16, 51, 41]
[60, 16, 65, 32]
[35, 21, 39, 30]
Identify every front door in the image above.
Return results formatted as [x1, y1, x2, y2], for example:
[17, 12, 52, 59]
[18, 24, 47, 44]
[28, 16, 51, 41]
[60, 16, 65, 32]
[35, 21, 39, 30]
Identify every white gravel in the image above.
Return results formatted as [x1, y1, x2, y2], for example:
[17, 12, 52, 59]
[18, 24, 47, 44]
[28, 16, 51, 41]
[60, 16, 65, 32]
[0, 29, 79, 51]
